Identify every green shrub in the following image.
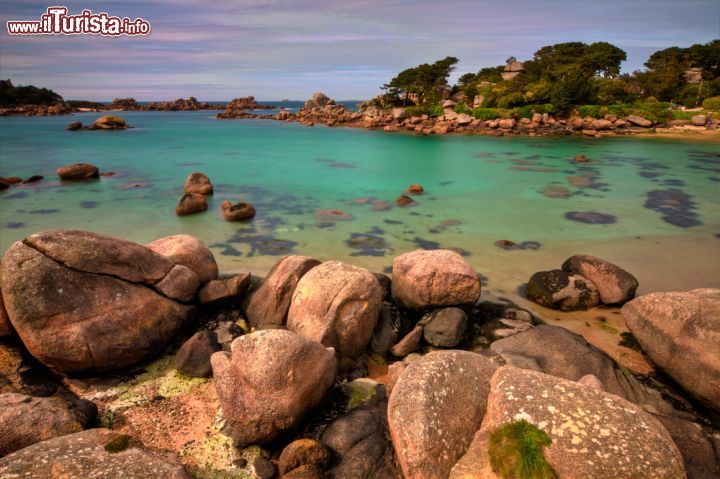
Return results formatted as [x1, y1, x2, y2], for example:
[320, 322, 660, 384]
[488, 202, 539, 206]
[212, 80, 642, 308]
[496, 92, 525, 109]
[703, 96, 720, 110]
[671, 110, 697, 120]
[427, 104, 444, 117]
[472, 108, 501, 120]
[404, 105, 427, 117]
[488, 420, 558, 479]
[453, 102, 472, 114]
[577, 105, 602, 118]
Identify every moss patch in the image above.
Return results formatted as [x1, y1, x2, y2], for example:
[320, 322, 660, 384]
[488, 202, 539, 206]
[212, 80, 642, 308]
[342, 378, 378, 410]
[488, 420, 558, 479]
[104, 434, 131, 453]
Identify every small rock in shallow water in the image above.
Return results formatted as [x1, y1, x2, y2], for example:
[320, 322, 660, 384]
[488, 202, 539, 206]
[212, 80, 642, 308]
[22, 175, 43, 184]
[175, 193, 207, 216]
[221, 199, 256, 221]
[405, 183, 424, 194]
[57, 163, 99, 179]
[183, 171, 213, 195]
[395, 195, 415, 207]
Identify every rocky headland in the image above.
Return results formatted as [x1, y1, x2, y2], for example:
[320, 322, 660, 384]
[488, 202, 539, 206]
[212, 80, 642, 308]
[218, 92, 719, 139]
[0, 229, 718, 478]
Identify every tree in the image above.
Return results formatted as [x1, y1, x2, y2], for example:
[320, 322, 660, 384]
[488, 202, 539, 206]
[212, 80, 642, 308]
[383, 57, 459, 106]
[0, 79, 63, 107]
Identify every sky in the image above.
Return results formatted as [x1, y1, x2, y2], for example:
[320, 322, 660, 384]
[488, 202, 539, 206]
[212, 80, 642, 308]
[1, 0, 718, 101]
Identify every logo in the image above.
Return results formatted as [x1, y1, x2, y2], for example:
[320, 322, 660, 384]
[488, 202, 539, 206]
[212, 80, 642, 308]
[7, 6, 151, 36]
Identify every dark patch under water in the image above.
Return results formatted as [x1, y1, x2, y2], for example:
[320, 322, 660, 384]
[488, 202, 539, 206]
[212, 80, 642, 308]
[5, 222, 24, 228]
[80, 201, 99, 208]
[208, 243, 242, 256]
[346, 233, 390, 257]
[644, 189, 703, 228]
[227, 232, 298, 256]
[29, 209, 59, 214]
[565, 211, 617, 224]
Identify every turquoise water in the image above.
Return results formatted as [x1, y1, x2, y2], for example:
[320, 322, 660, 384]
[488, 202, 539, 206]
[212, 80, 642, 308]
[1, 111, 719, 293]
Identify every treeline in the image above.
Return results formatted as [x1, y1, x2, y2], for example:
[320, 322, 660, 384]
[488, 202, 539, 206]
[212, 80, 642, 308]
[379, 40, 720, 114]
[0, 80, 63, 107]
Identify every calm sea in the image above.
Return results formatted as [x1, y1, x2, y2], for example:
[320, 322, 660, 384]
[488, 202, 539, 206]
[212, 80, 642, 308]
[1, 110, 718, 297]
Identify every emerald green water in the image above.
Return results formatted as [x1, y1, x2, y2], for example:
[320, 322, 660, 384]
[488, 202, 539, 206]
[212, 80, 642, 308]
[1, 111, 719, 294]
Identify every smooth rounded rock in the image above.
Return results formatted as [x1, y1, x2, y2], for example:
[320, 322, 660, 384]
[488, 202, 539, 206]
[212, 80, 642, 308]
[421, 307, 468, 347]
[57, 163, 99, 179]
[388, 350, 498, 479]
[183, 172, 213, 195]
[562, 254, 638, 305]
[287, 261, 383, 360]
[211, 330, 337, 446]
[175, 193, 207, 216]
[0, 392, 97, 456]
[242, 255, 321, 330]
[0, 239, 193, 374]
[146, 234, 218, 284]
[622, 288, 720, 411]
[221, 200, 256, 221]
[526, 269, 600, 311]
[481, 366, 686, 479]
[174, 331, 220, 378]
[392, 249, 481, 309]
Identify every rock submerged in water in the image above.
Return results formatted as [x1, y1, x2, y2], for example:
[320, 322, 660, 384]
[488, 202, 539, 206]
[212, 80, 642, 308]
[211, 329, 337, 447]
[622, 288, 720, 412]
[287, 261, 383, 362]
[242, 255, 321, 330]
[391, 249, 481, 309]
[221, 199, 256, 221]
[66, 120, 83, 130]
[183, 172, 213, 195]
[0, 230, 197, 373]
[314, 209, 353, 221]
[479, 366, 686, 479]
[0, 428, 191, 479]
[565, 210, 617, 224]
[175, 193, 208, 215]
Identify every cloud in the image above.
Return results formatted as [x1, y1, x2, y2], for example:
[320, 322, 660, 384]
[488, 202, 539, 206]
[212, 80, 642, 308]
[1, 0, 717, 99]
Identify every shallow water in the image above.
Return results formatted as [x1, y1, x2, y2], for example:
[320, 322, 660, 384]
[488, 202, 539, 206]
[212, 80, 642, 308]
[1, 111, 719, 296]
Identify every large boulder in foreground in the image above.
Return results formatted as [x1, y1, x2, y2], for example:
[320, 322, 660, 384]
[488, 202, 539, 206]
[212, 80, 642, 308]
[146, 234, 218, 283]
[0, 428, 191, 478]
[480, 366, 686, 479]
[287, 261, 383, 361]
[562, 254, 638, 305]
[0, 231, 195, 374]
[622, 288, 720, 411]
[387, 351, 498, 479]
[0, 392, 97, 456]
[392, 249, 481, 309]
[243, 255, 321, 330]
[211, 330, 337, 446]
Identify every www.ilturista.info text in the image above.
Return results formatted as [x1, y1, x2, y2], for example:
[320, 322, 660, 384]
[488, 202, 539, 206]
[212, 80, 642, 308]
[7, 7, 151, 36]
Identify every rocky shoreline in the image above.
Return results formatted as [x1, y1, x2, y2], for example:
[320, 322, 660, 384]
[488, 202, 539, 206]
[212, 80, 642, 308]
[217, 92, 720, 139]
[0, 229, 718, 478]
